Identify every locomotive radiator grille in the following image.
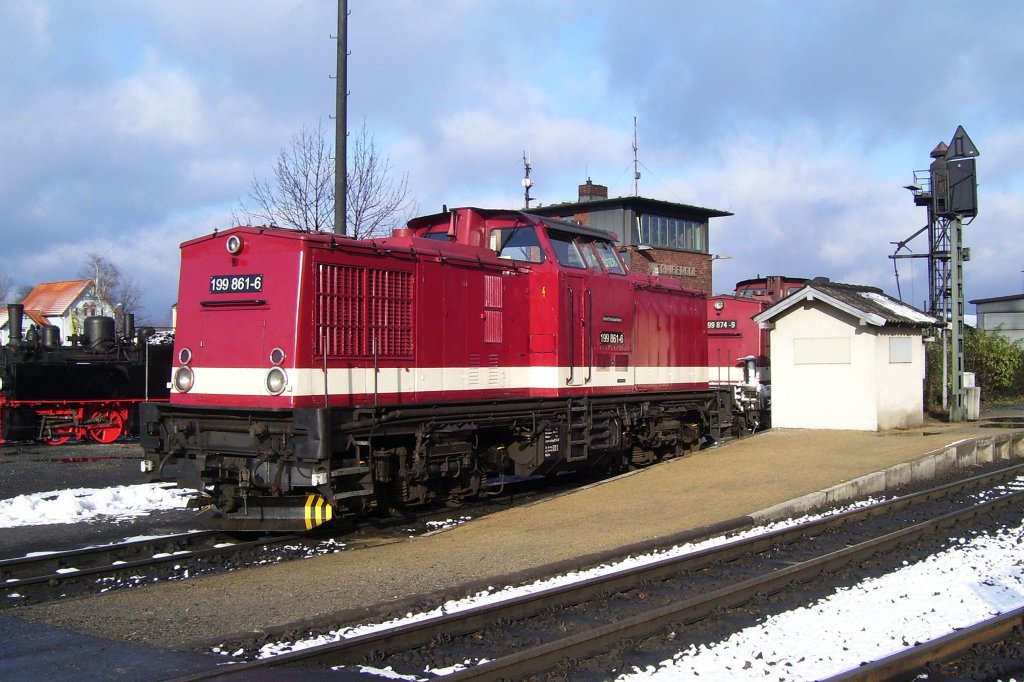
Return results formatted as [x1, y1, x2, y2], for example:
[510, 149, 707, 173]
[316, 264, 414, 358]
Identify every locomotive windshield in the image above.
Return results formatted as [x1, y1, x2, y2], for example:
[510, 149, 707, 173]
[549, 230, 626, 274]
[593, 241, 626, 274]
[548, 231, 586, 269]
[490, 226, 544, 263]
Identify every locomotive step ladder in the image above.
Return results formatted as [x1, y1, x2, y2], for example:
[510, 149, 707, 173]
[566, 397, 591, 462]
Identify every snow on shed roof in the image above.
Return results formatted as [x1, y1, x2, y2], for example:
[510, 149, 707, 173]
[754, 280, 940, 328]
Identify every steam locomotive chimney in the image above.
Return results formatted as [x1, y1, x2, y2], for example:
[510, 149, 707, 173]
[124, 313, 135, 341]
[7, 303, 24, 344]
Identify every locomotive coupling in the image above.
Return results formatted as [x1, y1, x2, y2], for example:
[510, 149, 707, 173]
[199, 494, 335, 532]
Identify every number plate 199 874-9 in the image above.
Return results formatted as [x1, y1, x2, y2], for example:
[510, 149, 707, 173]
[209, 274, 264, 294]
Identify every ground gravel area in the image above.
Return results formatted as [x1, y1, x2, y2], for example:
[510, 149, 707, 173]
[7, 415, 1023, 650]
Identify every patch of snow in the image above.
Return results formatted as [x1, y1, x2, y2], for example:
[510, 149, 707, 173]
[0, 483, 196, 527]
[860, 291, 937, 324]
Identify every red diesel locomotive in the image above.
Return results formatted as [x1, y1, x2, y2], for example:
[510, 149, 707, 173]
[706, 276, 808, 431]
[140, 208, 739, 530]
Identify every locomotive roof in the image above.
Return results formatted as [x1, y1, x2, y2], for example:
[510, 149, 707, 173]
[530, 213, 618, 241]
[406, 207, 618, 243]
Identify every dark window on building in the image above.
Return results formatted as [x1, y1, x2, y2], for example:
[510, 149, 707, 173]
[633, 214, 707, 252]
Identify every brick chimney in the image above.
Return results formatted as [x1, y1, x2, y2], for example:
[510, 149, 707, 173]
[578, 178, 608, 202]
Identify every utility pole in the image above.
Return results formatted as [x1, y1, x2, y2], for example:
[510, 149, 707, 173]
[334, 0, 348, 235]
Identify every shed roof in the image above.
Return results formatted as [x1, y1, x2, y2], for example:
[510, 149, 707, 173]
[969, 293, 1024, 305]
[753, 279, 940, 328]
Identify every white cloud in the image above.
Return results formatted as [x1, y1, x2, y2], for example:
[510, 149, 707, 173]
[1, 0, 1021, 321]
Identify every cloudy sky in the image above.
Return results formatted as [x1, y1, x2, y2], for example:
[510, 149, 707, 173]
[2, 1, 1021, 324]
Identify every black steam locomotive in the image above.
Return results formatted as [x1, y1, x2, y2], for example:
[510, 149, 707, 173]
[1, 303, 172, 444]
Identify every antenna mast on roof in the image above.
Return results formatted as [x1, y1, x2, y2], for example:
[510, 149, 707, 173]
[522, 149, 534, 209]
[632, 116, 641, 196]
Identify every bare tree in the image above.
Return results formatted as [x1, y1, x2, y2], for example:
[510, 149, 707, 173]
[0, 272, 13, 304]
[14, 284, 34, 303]
[240, 121, 335, 232]
[236, 119, 415, 238]
[79, 254, 145, 319]
[346, 120, 416, 239]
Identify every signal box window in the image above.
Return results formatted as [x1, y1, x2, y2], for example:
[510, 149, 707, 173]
[633, 214, 707, 252]
[490, 226, 544, 263]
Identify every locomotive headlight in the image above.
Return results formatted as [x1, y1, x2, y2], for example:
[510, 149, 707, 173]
[714, 299, 725, 311]
[269, 347, 286, 366]
[226, 234, 243, 255]
[178, 347, 192, 365]
[265, 367, 288, 395]
[173, 366, 195, 393]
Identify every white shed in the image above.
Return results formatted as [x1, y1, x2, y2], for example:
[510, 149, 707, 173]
[753, 279, 939, 431]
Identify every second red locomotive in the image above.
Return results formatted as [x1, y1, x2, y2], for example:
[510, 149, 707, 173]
[140, 208, 740, 530]
[707, 275, 808, 431]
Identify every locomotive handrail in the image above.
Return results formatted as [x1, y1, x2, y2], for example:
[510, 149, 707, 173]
[585, 288, 593, 385]
[566, 288, 575, 385]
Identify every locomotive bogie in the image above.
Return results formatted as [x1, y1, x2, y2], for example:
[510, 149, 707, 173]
[142, 209, 741, 530]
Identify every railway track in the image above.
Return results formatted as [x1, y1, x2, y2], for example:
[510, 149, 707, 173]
[0, 473, 580, 608]
[0, 530, 310, 606]
[175, 463, 1024, 680]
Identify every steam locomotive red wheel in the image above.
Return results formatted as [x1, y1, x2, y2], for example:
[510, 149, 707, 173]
[45, 433, 71, 446]
[88, 410, 124, 444]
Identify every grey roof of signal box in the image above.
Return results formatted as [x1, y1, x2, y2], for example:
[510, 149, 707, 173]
[753, 278, 941, 328]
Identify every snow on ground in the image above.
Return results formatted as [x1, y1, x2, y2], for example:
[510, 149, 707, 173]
[0, 483, 195, 527]
[616, 522, 1024, 680]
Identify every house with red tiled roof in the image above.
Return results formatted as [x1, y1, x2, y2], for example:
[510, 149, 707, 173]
[1, 280, 114, 345]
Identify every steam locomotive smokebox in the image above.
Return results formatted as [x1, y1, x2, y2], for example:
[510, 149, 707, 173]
[84, 316, 115, 348]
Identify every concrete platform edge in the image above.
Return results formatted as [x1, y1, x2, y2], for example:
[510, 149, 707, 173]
[748, 429, 1024, 524]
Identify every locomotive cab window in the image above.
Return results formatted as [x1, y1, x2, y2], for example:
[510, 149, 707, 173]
[421, 231, 452, 241]
[578, 240, 602, 270]
[489, 226, 544, 263]
[548, 230, 586, 269]
[593, 241, 626, 274]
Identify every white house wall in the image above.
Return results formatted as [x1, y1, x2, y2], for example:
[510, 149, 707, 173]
[771, 302, 880, 430]
[873, 329, 926, 430]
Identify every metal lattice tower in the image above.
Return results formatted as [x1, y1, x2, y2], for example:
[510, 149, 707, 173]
[890, 126, 979, 421]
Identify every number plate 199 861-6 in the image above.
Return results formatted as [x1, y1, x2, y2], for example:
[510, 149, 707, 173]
[209, 274, 264, 294]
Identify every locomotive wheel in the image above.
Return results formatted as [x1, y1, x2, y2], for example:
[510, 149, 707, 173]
[44, 434, 71, 446]
[87, 410, 124, 444]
